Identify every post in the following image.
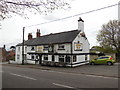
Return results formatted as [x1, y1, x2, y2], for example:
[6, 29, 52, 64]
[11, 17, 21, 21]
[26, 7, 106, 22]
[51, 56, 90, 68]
[70, 43, 73, 67]
[22, 27, 25, 65]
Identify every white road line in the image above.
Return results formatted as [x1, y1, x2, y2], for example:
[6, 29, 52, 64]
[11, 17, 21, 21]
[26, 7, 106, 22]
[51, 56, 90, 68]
[10, 73, 37, 80]
[53, 83, 74, 88]
[85, 74, 118, 79]
[42, 70, 118, 80]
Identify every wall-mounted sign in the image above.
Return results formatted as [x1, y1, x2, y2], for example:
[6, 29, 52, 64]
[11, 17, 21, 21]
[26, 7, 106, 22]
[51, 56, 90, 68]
[74, 42, 82, 51]
[37, 46, 43, 53]
[48, 44, 54, 53]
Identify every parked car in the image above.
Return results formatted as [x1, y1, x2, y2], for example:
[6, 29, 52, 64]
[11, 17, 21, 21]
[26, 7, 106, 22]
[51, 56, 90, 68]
[90, 56, 116, 65]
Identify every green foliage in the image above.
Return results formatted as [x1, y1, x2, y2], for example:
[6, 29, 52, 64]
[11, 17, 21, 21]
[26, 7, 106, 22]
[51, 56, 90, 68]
[97, 20, 120, 53]
[91, 46, 115, 53]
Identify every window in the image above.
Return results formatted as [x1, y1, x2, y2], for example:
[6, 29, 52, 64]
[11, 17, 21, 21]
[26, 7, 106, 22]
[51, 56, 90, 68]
[17, 55, 20, 60]
[101, 57, 109, 59]
[31, 55, 34, 59]
[59, 55, 65, 62]
[36, 55, 39, 59]
[44, 55, 48, 60]
[66, 55, 71, 62]
[73, 55, 76, 62]
[44, 45, 48, 50]
[31, 46, 35, 51]
[58, 44, 65, 50]
[25, 47, 27, 53]
[18, 47, 20, 52]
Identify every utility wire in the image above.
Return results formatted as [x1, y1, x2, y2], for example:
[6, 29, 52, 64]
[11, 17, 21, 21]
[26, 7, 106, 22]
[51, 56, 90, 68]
[26, 3, 118, 28]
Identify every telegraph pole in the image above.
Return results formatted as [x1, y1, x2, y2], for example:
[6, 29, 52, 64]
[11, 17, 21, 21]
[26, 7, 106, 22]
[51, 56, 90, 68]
[22, 27, 25, 65]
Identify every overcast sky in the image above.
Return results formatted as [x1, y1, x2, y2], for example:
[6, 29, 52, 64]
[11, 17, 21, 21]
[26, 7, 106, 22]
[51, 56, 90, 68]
[0, 0, 119, 50]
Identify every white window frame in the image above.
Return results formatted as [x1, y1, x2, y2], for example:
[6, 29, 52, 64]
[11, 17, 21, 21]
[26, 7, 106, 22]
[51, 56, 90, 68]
[17, 54, 20, 60]
[31, 46, 35, 51]
[44, 45, 48, 51]
[59, 55, 65, 62]
[58, 44, 65, 50]
[44, 55, 48, 60]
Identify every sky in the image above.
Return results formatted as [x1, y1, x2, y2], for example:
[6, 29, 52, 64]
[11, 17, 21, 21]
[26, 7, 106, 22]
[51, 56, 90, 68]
[0, 0, 119, 50]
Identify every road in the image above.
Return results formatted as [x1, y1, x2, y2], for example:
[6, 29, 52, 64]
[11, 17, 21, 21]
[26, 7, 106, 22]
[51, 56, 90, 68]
[2, 65, 118, 89]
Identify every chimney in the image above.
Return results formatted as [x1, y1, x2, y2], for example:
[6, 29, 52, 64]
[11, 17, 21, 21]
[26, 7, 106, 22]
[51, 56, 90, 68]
[78, 17, 84, 32]
[3, 45, 5, 49]
[36, 29, 41, 38]
[28, 33, 32, 40]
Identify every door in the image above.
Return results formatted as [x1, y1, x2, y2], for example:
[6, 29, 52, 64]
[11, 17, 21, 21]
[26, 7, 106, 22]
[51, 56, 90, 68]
[39, 54, 42, 64]
[52, 55, 54, 61]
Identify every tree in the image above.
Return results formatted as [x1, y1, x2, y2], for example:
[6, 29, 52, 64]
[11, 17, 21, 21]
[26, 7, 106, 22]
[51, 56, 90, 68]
[97, 20, 120, 61]
[10, 46, 15, 50]
[0, 0, 70, 20]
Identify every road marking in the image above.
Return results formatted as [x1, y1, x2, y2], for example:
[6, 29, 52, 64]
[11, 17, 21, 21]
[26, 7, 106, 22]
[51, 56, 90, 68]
[41, 69, 118, 79]
[53, 83, 74, 88]
[85, 74, 118, 79]
[10, 73, 37, 80]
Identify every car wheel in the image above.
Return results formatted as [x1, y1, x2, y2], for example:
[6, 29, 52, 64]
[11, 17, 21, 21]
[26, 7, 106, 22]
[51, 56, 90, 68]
[107, 62, 113, 66]
[90, 62, 95, 65]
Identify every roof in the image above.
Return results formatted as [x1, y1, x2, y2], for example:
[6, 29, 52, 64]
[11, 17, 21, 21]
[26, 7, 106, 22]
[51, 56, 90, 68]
[17, 30, 80, 46]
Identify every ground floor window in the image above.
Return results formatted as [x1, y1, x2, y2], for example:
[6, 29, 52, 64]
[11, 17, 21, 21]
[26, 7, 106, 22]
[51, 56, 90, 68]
[73, 55, 77, 62]
[36, 55, 39, 59]
[31, 55, 34, 60]
[66, 55, 71, 62]
[59, 55, 65, 62]
[44, 55, 48, 60]
[17, 54, 20, 60]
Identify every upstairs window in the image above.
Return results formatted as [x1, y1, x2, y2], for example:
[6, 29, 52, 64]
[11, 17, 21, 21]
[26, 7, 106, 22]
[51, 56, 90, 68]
[44, 45, 48, 50]
[58, 44, 65, 50]
[25, 47, 27, 53]
[18, 47, 20, 52]
[31, 46, 35, 51]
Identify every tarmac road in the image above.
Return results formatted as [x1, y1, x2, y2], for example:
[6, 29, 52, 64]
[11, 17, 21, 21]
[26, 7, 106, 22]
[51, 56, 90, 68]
[2, 65, 118, 89]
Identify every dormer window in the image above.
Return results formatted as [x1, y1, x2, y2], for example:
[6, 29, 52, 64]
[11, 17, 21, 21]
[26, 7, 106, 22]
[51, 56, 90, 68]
[58, 44, 65, 50]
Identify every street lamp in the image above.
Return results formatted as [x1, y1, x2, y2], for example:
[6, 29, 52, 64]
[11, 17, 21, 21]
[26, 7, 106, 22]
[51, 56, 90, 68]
[22, 27, 25, 65]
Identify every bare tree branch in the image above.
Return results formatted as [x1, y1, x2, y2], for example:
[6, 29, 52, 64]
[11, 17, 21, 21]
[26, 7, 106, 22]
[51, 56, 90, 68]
[0, 0, 70, 20]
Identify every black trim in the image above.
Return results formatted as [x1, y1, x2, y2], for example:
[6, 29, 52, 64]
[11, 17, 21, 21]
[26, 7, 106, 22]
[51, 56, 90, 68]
[28, 52, 99, 55]
[58, 49, 65, 50]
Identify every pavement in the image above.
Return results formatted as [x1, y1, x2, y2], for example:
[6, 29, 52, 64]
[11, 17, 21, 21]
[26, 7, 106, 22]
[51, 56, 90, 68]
[2, 62, 119, 78]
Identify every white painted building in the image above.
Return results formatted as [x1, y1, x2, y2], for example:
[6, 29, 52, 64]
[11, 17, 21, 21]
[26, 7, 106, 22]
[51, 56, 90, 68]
[15, 17, 90, 67]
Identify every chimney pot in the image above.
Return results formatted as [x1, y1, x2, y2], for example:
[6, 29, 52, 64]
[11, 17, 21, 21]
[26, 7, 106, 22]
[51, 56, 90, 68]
[28, 33, 33, 40]
[36, 29, 41, 38]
